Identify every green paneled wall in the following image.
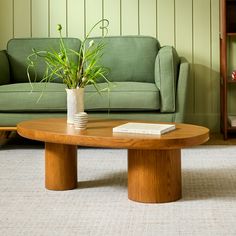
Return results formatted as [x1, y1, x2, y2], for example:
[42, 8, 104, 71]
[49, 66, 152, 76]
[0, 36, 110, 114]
[0, 0, 227, 131]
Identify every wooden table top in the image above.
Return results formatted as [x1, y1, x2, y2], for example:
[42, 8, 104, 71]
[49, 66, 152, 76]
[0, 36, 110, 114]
[17, 118, 209, 150]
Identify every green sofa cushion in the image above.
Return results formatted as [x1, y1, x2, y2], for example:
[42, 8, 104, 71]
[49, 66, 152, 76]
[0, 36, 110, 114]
[7, 38, 81, 83]
[0, 83, 67, 112]
[155, 46, 180, 112]
[0, 50, 10, 85]
[85, 82, 160, 111]
[91, 36, 160, 83]
[0, 82, 160, 112]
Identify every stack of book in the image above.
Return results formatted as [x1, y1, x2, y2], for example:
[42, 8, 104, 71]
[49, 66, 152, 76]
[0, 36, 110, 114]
[228, 116, 236, 127]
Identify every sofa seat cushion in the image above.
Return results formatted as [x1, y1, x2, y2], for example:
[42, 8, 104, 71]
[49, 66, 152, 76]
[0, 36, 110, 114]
[0, 82, 160, 112]
[155, 46, 180, 112]
[85, 82, 160, 111]
[0, 83, 67, 112]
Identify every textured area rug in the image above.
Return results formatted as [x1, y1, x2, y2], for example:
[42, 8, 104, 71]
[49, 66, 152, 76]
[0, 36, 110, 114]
[0, 145, 236, 236]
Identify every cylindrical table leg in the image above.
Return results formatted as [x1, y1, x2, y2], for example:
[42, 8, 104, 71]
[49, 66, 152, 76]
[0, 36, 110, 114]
[128, 149, 181, 203]
[45, 142, 77, 190]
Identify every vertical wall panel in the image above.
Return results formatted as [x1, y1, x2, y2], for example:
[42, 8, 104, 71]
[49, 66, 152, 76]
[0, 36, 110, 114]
[104, 0, 120, 36]
[139, 0, 156, 37]
[211, 0, 220, 118]
[157, 0, 175, 46]
[67, 0, 84, 38]
[175, 0, 192, 62]
[14, 0, 31, 38]
[0, 0, 224, 130]
[175, 0, 194, 117]
[193, 0, 211, 116]
[32, 0, 48, 37]
[49, 0, 67, 37]
[0, 0, 13, 49]
[85, 0, 103, 37]
[121, 0, 139, 35]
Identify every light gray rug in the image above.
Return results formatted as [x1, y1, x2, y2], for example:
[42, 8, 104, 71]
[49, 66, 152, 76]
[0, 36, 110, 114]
[0, 145, 236, 236]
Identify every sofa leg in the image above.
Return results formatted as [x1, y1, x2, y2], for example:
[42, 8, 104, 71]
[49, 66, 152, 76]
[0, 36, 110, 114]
[0, 131, 12, 139]
[0, 128, 17, 145]
[0, 127, 17, 139]
[0, 131, 11, 146]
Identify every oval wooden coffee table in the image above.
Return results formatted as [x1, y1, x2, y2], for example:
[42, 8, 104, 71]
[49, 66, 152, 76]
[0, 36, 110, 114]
[17, 118, 209, 203]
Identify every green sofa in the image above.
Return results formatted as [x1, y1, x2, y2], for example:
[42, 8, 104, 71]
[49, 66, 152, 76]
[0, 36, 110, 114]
[0, 36, 189, 128]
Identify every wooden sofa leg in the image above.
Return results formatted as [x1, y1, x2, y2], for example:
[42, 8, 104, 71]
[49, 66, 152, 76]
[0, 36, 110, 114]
[0, 131, 11, 139]
[0, 127, 17, 140]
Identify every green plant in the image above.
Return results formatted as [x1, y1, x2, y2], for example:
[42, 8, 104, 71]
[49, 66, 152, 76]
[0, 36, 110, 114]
[27, 19, 110, 91]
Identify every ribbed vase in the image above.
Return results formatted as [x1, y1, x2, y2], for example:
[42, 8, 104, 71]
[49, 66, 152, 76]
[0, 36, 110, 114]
[66, 88, 84, 124]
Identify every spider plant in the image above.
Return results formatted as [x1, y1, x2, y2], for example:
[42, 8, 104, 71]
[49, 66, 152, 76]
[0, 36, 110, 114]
[27, 19, 110, 92]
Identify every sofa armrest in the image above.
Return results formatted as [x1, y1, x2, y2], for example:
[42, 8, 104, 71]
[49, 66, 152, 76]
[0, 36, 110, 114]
[154, 46, 180, 112]
[0, 50, 10, 85]
[174, 57, 190, 123]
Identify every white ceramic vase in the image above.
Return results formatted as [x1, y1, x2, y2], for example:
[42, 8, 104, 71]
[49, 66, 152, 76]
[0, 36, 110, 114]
[66, 88, 84, 124]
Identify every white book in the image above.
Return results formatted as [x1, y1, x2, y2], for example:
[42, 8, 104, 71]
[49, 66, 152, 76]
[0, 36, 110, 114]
[113, 122, 176, 135]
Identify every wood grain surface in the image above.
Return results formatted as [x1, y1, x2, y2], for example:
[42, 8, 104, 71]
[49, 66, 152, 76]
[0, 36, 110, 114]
[17, 118, 209, 150]
[45, 143, 77, 190]
[128, 149, 181, 203]
[17, 117, 209, 202]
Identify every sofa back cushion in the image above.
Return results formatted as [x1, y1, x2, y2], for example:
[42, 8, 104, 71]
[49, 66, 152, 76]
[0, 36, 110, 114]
[155, 46, 180, 112]
[90, 36, 160, 83]
[7, 38, 81, 83]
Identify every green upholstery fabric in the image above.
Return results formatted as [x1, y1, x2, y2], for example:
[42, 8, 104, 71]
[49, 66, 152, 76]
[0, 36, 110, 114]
[0, 50, 10, 85]
[0, 82, 160, 112]
[85, 82, 160, 111]
[7, 38, 81, 83]
[0, 113, 65, 127]
[174, 57, 190, 122]
[90, 36, 160, 83]
[0, 37, 189, 127]
[155, 46, 180, 112]
[0, 112, 176, 127]
[0, 83, 67, 112]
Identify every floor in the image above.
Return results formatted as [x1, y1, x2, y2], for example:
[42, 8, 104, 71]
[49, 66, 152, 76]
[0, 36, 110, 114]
[205, 132, 236, 145]
[1, 145, 236, 235]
